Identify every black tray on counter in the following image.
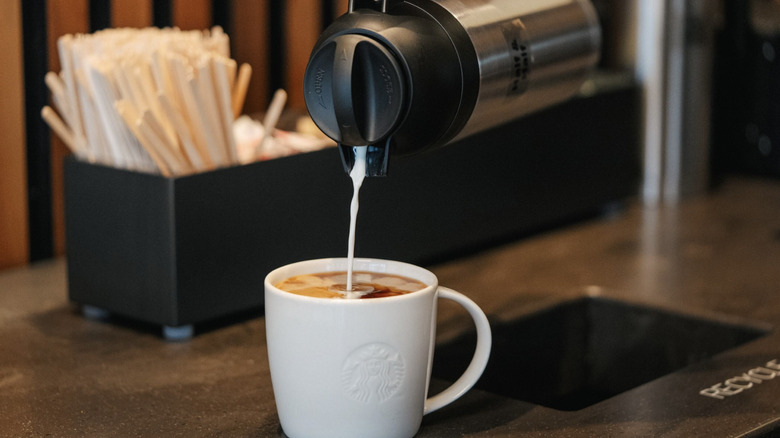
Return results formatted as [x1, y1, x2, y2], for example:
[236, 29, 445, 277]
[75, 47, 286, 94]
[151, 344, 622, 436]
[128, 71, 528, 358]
[64, 77, 640, 340]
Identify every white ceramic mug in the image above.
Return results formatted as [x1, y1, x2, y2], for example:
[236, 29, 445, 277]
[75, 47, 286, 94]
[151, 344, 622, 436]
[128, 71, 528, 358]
[264, 258, 492, 438]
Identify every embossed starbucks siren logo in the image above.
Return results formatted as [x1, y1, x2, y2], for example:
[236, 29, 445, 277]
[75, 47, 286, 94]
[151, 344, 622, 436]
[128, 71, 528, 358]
[342, 343, 405, 403]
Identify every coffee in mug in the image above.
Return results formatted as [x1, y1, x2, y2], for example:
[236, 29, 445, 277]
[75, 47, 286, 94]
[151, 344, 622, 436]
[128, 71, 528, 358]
[274, 271, 427, 299]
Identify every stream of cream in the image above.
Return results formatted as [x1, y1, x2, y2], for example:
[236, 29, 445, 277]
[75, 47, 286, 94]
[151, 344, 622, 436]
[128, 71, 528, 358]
[346, 146, 367, 293]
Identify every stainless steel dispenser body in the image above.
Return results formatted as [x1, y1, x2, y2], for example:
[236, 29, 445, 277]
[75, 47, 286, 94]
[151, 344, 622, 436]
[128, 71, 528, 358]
[304, 0, 601, 175]
[436, 0, 601, 141]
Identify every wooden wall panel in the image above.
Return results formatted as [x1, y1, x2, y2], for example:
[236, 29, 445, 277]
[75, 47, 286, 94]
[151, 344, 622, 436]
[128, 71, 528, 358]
[334, 0, 349, 18]
[111, 0, 152, 28]
[0, 0, 29, 268]
[47, 0, 89, 257]
[232, 0, 270, 114]
[173, 0, 211, 30]
[285, 0, 322, 109]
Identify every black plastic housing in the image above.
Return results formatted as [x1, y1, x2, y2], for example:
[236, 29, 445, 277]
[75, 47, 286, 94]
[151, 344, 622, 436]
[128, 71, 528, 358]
[304, 7, 472, 175]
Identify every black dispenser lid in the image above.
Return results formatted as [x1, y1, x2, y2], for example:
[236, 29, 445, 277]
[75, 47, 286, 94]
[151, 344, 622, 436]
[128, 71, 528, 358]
[303, 4, 473, 176]
[304, 33, 406, 147]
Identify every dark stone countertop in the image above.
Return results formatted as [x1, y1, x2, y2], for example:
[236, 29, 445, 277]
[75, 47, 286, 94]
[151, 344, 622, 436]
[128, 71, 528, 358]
[2, 177, 780, 437]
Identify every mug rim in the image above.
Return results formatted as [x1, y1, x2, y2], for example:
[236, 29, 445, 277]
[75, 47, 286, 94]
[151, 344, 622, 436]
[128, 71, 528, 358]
[264, 257, 439, 303]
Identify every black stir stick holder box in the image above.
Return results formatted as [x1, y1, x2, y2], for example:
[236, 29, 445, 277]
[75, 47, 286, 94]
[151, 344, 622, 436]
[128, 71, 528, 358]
[64, 76, 640, 340]
[64, 150, 354, 340]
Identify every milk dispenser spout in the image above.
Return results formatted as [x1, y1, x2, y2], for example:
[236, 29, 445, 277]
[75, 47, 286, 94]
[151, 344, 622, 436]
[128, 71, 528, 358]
[304, 0, 601, 176]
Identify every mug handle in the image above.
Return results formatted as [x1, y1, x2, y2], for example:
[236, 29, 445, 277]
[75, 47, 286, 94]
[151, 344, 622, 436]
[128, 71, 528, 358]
[424, 286, 492, 414]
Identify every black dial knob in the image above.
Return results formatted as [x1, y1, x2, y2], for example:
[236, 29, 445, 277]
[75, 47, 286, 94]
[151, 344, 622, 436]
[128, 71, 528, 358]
[304, 33, 406, 146]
